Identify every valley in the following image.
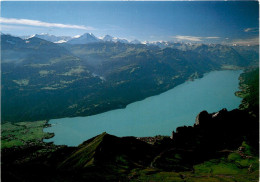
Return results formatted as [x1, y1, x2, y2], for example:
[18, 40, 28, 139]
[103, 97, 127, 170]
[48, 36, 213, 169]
[1, 67, 259, 181]
[1, 33, 259, 181]
[1, 34, 258, 123]
[44, 70, 242, 146]
[1, 1, 259, 181]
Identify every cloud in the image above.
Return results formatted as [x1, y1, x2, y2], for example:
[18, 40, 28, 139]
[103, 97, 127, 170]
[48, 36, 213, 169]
[0, 17, 95, 30]
[173, 35, 220, 42]
[244, 27, 259, 33]
[1, 24, 38, 31]
[231, 37, 259, 46]
[173, 35, 202, 41]
[206, 37, 220, 39]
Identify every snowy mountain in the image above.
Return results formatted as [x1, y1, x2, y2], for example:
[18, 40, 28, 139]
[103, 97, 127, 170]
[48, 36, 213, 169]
[102, 35, 114, 42]
[130, 39, 141, 44]
[18, 33, 144, 45]
[21, 33, 71, 43]
[101, 35, 130, 44]
[113, 37, 129, 44]
[67, 33, 100, 44]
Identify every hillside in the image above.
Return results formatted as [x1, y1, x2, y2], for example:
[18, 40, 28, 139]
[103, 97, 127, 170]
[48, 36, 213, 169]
[2, 68, 259, 181]
[1, 34, 258, 123]
[236, 68, 259, 116]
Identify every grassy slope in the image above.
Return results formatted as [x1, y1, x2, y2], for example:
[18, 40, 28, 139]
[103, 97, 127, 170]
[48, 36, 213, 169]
[1, 120, 54, 149]
[128, 142, 259, 182]
[59, 132, 107, 168]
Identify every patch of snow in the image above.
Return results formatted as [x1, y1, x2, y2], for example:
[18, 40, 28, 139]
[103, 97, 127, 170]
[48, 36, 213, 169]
[26, 34, 36, 39]
[73, 35, 81, 38]
[54, 40, 67, 44]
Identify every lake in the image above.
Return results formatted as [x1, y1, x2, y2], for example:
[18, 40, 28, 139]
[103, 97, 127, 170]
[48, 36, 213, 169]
[44, 70, 243, 146]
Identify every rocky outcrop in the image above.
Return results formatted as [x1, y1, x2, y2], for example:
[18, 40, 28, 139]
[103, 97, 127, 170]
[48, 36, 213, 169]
[195, 110, 210, 125]
[195, 108, 228, 126]
[152, 108, 259, 171]
[174, 108, 258, 149]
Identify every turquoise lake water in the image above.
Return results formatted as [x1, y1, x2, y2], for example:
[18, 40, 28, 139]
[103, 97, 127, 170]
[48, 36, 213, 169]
[44, 70, 243, 146]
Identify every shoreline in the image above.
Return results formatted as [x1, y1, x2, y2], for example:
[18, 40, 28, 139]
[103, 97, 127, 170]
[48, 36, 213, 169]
[43, 69, 243, 146]
[42, 120, 55, 142]
[43, 68, 241, 122]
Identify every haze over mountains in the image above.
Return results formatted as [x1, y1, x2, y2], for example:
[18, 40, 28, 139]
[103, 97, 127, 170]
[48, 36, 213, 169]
[1, 33, 259, 122]
[17, 32, 258, 47]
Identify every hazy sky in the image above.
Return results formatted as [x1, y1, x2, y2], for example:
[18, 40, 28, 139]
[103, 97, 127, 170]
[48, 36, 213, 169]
[1, 1, 259, 44]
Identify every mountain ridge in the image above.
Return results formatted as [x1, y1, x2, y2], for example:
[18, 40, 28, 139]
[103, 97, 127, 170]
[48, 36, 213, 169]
[15, 32, 259, 47]
[1, 34, 258, 122]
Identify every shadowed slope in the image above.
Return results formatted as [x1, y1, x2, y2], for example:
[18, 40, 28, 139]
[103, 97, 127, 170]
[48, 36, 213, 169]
[59, 132, 154, 170]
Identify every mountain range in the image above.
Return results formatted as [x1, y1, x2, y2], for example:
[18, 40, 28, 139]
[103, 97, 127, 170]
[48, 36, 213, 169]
[17, 32, 259, 50]
[19, 33, 140, 45]
[1, 33, 259, 122]
[1, 31, 259, 182]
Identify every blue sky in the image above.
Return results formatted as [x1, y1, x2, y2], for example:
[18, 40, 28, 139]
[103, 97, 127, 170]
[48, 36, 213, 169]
[1, 1, 259, 44]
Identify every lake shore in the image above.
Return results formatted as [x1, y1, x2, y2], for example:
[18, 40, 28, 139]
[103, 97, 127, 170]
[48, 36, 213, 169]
[44, 70, 243, 146]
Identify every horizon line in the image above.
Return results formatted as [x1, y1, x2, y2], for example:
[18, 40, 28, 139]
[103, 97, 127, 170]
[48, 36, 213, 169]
[1, 0, 258, 1]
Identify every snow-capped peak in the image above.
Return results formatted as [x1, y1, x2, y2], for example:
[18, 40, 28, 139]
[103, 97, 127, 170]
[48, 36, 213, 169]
[24, 34, 72, 43]
[130, 39, 141, 44]
[20, 32, 142, 45]
[26, 34, 36, 39]
[81, 33, 96, 37]
[102, 35, 114, 41]
[67, 33, 100, 44]
[141, 41, 150, 44]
